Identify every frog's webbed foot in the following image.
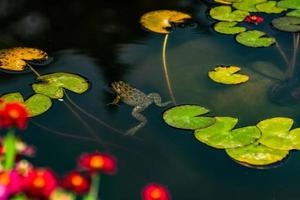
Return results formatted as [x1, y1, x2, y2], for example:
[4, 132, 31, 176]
[147, 93, 172, 107]
[107, 95, 121, 106]
[126, 106, 147, 136]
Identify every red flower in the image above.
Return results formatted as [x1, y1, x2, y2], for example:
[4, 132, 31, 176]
[142, 183, 171, 200]
[0, 102, 29, 129]
[78, 152, 117, 174]
[23, 168, 57, 198]
[61, 171, 90, 194]
[244, 15, 263, 24]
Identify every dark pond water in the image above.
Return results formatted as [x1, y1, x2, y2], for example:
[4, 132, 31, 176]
[1, 0, 300, 199]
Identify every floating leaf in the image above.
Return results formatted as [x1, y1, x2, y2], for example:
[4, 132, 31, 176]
[278, 0, 300, 9]
[209, 6, 249, 22]
[214, 0, 242, 4]
[140, 10, 192, 34]
[1, 92, 24, 102]
[272, 16, 300, 32]
[214, 22, 246, 34]
[208, 66, 249, 84]
[1, 93, 51, 117]
[257, 117, 300, 150]
[287, 9, 300, 17]
[0, 47, 48, 71]
[256, 1, 287, 13]
[163, 105, 215, 130]
[32, 72, 89, 99]
[236, 30, 276, 47]
[25, 94, 52, 117]
[233, 0, 267, 12]
[194, 117, 260, 149]
[226, 143, 289, 166]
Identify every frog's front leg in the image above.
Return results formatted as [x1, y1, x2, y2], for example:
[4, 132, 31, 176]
[147, 93, 172, 107]
[107, 95, 121, 106]
[126, 106, 147, 136]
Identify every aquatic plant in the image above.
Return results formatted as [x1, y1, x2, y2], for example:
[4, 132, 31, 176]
[0, 47, 126, 146]
[162, 104, 300, 167]
[140, 10, 193, 104]
[208, 65, 249, 84]
[209, 0, 300, 105]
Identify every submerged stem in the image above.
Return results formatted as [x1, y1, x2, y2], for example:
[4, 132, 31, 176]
[62, 99, 107, 149]
[27, 63, 41, 77]
[275, 42, 290, 68]
[287, 33, 300, 79]
[64, 92, 125, 135]
[162, 34, 176, 105]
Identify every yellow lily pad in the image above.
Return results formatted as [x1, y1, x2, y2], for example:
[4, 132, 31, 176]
[140, 10, 192, 34]
[0, 47, 48, 71]
[208, 66, 249, 84]
[214, 0, 242, 4]
[226, 143, 289, 166]
[257, 117, 300, 150]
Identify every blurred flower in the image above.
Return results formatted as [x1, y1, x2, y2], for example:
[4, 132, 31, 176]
[49, 189, 75, 200]
[78, 152, 117, 174]
[61, 171, 90, 194]
[0, 185, 9, 200]
[0, 102, 29, 129]
[15, 160, 33, 176]
[142, 183, 171, 200]
[24, 168, 57, 198]
[244, 15, 263, 24]
[0, 170, 24, 197]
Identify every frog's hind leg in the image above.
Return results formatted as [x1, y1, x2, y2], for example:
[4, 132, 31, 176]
[126, 106, 147, 136]
[147, 93, 172, 107]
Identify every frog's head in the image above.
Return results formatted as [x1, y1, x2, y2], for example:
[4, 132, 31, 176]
[111, 81, 126, 94]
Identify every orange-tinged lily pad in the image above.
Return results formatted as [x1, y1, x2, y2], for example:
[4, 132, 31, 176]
[140, 10, 192, 34]
[0, 47, 48, 71]
[208, 65, 249, 84]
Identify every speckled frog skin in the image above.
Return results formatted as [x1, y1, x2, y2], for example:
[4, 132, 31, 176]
[110, 81, 171, 135]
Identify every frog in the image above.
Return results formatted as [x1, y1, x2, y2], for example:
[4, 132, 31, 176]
[109, 81, 172, 135]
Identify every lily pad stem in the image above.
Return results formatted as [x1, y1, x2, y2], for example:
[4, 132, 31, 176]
[162, 33, 176, 105]
[275, 42, 290, 69]
[62, 97, 107, 149]
[288, 33, 300, 79]
[64, 91, 125, 135]
[3, 129, 17, 170]
[27, 63, 41, 77]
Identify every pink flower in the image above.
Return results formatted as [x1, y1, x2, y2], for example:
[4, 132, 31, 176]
[142, 183, 171, 200]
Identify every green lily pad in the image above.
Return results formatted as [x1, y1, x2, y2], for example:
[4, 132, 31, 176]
[208, 66, 249, 84]
[256, 1, 287, 13]
[163, 105, 216, 130]
[32, 72, 89, 99]
[25, 94, 52, 117]
[287, 9, 300, 17]
[278, 0, 300, 9]
[226, 143, 289, 166]
[195, 117, 261, 149]
[236, 30, 276, 47]
[1, 92, 24, 102]
[233, 0, 267, 12]
[272, 16, 300, 32]
[209, 6, 249, 22]
[1, 93, 51, 117]
[257, 117, 300, 150]
[214, 22, 246, 34]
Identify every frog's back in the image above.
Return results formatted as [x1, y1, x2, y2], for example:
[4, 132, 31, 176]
[121, 87, 149, 106]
